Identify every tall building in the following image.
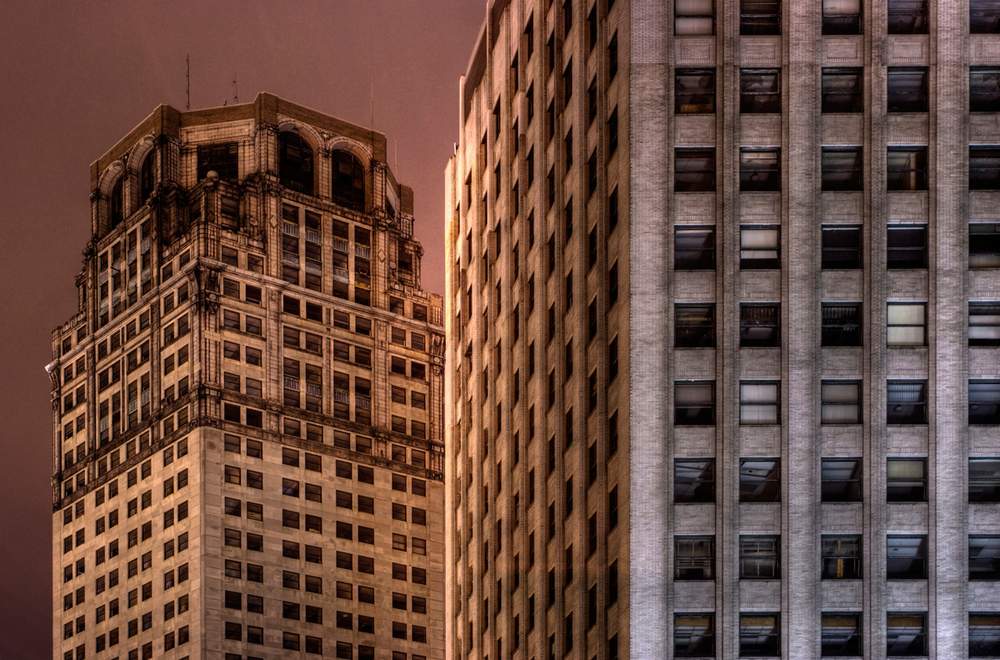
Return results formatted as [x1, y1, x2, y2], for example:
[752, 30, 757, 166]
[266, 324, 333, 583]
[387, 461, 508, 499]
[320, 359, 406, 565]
[49, 93, 445, 660]
[445, 1, 1000, 659]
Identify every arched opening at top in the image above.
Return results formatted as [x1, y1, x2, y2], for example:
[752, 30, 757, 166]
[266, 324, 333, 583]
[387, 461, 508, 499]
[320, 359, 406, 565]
[109, 176, 125, 230]
[331, 149, 365, 211]
[139, 152, 155, 204]
[278, 131, 314, 195]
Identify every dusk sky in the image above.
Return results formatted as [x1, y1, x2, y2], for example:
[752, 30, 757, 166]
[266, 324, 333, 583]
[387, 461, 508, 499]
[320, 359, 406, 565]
[0, 2, 481, 655]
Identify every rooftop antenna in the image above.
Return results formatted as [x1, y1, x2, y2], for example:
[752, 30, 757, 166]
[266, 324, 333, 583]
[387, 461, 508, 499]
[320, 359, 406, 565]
[185, 54, 190, 110]
[232, 72, 239, 104]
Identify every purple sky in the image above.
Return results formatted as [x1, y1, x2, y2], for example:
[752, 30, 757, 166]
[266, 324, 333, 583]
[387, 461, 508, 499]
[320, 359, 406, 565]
[0, 1, 481, 655]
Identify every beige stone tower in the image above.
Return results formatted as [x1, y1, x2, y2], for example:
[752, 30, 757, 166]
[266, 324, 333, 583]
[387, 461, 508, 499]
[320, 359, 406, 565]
[50, 93, 445, 660]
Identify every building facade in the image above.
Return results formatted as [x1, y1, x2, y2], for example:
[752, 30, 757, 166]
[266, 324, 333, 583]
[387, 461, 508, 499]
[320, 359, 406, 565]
[50, 93, 445, 660]
[446, 1, 1000, 659]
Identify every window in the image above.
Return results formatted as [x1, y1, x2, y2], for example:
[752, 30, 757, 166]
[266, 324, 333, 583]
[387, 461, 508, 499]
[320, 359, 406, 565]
[676, 0, 715, 35]
[971, 147, 1000, 190]
[971, 67, 1000, 112]
[887, 535, 928, 579]
[821, 458, 863, 502]
[740, 303, 780, 346]
[971, 458, 1000, 502]
[887, 613, 928, 656]
[740, 535, 780, 579]
[331, 150, 365, 211]
[197, 143, 238, 181]
[887, 380, 928, 424]
[740, 459, 780, 501]
[887, 303, 926, 346]
[675, 613, 715, 657]
[675, 536, 715, 580]
[675, 381, 715, 425]
[969, 536, 1000, 580]
[971, 613, 1000, 656]
[822, 225, 863, 269]
[740, 382, 780, 425]
[822, 304, 862, 347]
[740, 614, 780, 657]
[971, 223, 1000, 268]
[675, 304, 715, 348]
[970, 380, 1000, 424]
[278, 131, 314, 195]
[675, 226, 716, 270]
[821, 613, 862, 657]
[971, 0, 1000, 33]
[675, 148, 716, 192]
[887, 68, 929, 112]
[675, 459, 715, 503]
[887, 225, 928, 269]
[887, 147, 928, 191]
[888, 0, 928, 33]
[741, 0, 781, 35]
[740, 69, 781, 113]
[823, 0, 862, 34]
[887, 458, 927, 501]
[740, 148, 781, 191]
[675, 69, 716, 113]
[822, 68, 864, 113]
[822, 147, 863, 191]
[821, 381, 862, 424]
[740, 226, 780, 269]
[822, 535, 863, 579]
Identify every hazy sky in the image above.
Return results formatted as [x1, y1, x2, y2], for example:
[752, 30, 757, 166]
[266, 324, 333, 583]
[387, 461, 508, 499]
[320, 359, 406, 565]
[0, 1, 482, 655]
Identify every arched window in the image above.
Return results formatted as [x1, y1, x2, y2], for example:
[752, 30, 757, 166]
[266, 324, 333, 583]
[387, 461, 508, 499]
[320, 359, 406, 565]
[109, 176, 125, 229]
[331, 150, 365, 211]
[139, 152, 155, 204]
[278, 131, 314, 195]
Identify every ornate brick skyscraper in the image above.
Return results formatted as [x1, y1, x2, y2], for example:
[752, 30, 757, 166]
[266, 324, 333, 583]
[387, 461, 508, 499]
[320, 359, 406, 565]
[50, 93, 444, 660]
[446, 1, 1000, 659]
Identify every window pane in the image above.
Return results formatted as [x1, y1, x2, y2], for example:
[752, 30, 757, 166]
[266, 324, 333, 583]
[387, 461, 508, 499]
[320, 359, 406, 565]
[821, 381, 862, 424]
[675, 226, 716, 270]
[822, 303, 863, 347]
[886, 535, 928, 579]
[970, 380, 1000, 425]
[971, 147, 1000, 190]
[971, 223, 1000, 269]
[822, 147, 864, 190]
[970, 303, 1000, 346]
[675, 459, 716, 503]
[887, 458, 927, 501]
[675, 148, 717, 191]
[741, 0, 782, 35]
[822, 225, 863, 269]
[740, 536, 781, 579]
[822, 68, 864, 113]
[886, 147, 928, 191]
[675, 613, 716, 657]
[823, 0, 862, 34]
[740, 69, 781, 113]
[887, 0, 928, 34]
[740, 459, 780, 501]
[822, 613, 863, 656]
[886, 612, 927, 656]
[970, 67, 1000, 112]
[971, 0, 1000, 34]
[740, 382, 780, 425]
[887, 303, 926, 346]
[969, 536, 1000, 580]
[741, 227, 780, 269]
[740, 614, 781, 656]
[675, 304, 716, 348]
[676, 68, 716, 113]
[740, 303, 780, 346]
[821, 458, 863, 502]
[887, 380, 928, 424]
[822, 535, 863, 579]
[675, 536, 715, 580]
[675, 381, 716, 425]
[887, 68, 929, 112]
[676, 0, 715, 35]
[740, 148, 781, 191]
[970, 458, 1000, 502]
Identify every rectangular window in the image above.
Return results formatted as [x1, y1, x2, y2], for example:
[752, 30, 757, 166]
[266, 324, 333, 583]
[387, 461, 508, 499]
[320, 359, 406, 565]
[740, 69, 781, 113]
[971, 223, 1000, 269]
[675, 68, 716, 113]
[675, 148, 716, 192]
[886, 535, 928, 579]
[970, 380, 1000, 424]
[971, 67, 1000, 112]
[887, 147, 928, 191]
[822, 303, 862, 347]
[887, 224, 928, 269]
[821, 458, 863, 502]
[822, 68, 864, 113]
[887, 458, 927, 502]
[822, 613, 863, 656]
[740, 381, 780, 425]
[675, 459, 716, 503]
[971, 147, 1000, 190]
[740, 303, 780, 347]
[740, 0, 781, 35]
[822, 225, 863, 269]
[675, 304, 715, 348]
[888, 0, 928, 33]
[970, 613, 1000, 656]
[886, 612, 928, 656]
[887, 380, 928, 424]
[740, 614, 781, 656]
[822, 535, 863, 579]
[740, 226, 780, 269]
[887, 67, 929, 112]
[676, 0, 715, 35]
[970, 458, 1000, 502]
[887, 303, 926, 346]
[821, 381, 862, 424]
[971, 0, 1000, 33]
[822, 147, 863, 191]
[675, 381, 716, 425]
[674, 536, 715, 580]
[675, 614, 716, 657]
[675, 226, 716, 270]
[823, 0, 862, 34]
[740, 148, 781, 191]
[739, 458, 780, 502]
[740, 536, 780, 579]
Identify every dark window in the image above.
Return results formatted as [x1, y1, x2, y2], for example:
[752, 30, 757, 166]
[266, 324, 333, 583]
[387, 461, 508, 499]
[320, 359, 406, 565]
[675, 148, 716, 192]
[740, 148, 781, 191]
[675, 226, 716, 270]
[675, 613, 716, 658]
[739, 459, 780, 502]
[887, 381, 928, 424]
[674, 536, 715, 580]
[822, 303, 862, 346]
[740, 535, 780, 579]
[971, 147, 1000, 190]
[886, 535, 928, 579]
[676, 69, 716, 113]
[971, 223, 1000, 269]
[197, 143, 239, 181]
[823, 0, 862, 34]
[278, 131, 314, 195]
[740, 303, 780, 347]
[970, 613, 1000, 656]
[887, 224, 928, 269]
[822, 68, 864, 113]
[970, 380, 1000, 424]
[970, 458, 1000, 502]
[822, 535, 863, 579]
[887, 147, 928, 191]
[887, 613, 928, 656]
[740, 614, 781, 657]
[971, 0, 1000, 33]
[971, 68, 1000, 112]
[331, 150, 365, 211]
[675, 459, 716, 503]
[887, 458, 927, 501]
[675, 381, 716, 425]
[887, 68, 929, 112]
[887, 0, 928, 33]
[822, 147, 864, 191]
[740, 69, 781, 113]
[821, 458, 863, 502]
[139, 153, 155, 203]
[741, 225, 780, 269]
[675, 304, 715, 348]
[822, 613, 863, 657]
[676, 0, 715, 35]
[969, 536, 1000, 580]
[109, 176, 124, 228]
[822, 225, 863, 269]
[741, 0, 781, 35]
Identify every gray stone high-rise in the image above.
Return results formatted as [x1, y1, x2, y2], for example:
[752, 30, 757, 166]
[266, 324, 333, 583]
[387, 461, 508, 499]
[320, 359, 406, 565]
[445, 1, 1000, 658]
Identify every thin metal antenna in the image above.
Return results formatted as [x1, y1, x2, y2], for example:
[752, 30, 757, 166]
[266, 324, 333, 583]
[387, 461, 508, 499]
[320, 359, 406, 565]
[232, 73, 239, 104]
[185, 54, 190, 110]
